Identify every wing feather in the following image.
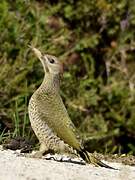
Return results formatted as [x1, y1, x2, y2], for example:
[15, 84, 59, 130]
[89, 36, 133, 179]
[36, 93, 82, 150]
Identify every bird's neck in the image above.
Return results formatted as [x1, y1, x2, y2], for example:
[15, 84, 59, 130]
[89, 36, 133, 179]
[39, 73, 60, 93]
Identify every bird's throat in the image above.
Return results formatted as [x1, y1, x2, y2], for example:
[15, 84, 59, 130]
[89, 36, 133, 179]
[40, 74, 60, 93]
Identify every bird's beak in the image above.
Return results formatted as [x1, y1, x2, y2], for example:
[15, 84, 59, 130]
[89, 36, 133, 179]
[29, 45, 43, 62]
[29, 45, 49, 72]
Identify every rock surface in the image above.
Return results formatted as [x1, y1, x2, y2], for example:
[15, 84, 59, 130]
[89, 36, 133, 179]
[0, 146, 135, 180]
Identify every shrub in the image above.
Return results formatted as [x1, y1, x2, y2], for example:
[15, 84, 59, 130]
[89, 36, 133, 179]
[0, 0, 135, 154]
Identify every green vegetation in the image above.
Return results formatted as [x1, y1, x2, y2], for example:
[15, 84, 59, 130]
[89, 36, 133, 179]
[0, 0, 135, 154]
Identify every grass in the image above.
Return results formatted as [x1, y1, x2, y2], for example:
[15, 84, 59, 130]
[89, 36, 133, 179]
[0, 94, 33, 144]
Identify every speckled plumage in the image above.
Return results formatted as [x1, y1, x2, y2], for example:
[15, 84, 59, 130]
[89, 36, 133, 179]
[28, 77, 80, 155]
[28, 47, 116, 169]
[28, 49, 81, 157]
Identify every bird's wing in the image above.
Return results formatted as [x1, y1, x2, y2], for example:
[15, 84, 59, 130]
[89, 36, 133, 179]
[37, 93, 82, 150]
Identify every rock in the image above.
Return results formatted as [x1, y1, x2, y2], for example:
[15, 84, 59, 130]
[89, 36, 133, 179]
[0, 146, 135, 180]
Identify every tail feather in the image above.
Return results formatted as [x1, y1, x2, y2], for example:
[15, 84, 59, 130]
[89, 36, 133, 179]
[78, 149, 117, 170]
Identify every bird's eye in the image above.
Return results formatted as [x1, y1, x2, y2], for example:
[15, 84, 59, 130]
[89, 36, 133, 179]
[49, 58, 55, 64]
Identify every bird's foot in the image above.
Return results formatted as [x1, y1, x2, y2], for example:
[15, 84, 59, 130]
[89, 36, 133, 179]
[43, 154, 85, 165]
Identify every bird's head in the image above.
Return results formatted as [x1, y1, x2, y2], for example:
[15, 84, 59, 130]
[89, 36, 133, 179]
[30, 46, 63, 76]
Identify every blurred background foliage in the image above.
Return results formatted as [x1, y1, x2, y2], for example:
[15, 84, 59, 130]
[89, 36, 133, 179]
[0, 0, 135, 154]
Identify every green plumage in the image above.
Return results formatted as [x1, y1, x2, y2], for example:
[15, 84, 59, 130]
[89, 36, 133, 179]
[28, 47, 116, 169]
[33, 84, 81, 150]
